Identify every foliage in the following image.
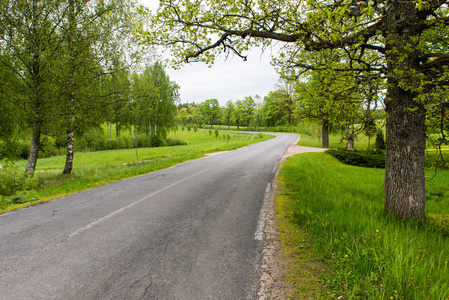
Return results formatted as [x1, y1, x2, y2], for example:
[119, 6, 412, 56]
[0, 160, 39, 197]
[326, 149, 385, 169]
[143, 0, 449, 220]
[375, 129, 386, 152]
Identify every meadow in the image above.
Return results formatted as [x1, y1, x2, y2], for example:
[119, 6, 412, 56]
[0, 130, 271, 212]
[277, 144, 449, 299]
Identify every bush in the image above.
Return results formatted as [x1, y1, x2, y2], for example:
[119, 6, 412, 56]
[38, 136, 60, 158]
[375, 129, 386, 151]
[150, 135, 167, 147]
[193, 125, 197, 132]
[76, 128, 107, 151]
[166, 138, 187, 146]
[118, 136, 132, 149]
[187, 125, 191, 131]
[326, 149, 385, 168]
[106, 139, 119, 150]
[0, 160, 39, 197]
[136, 135, 151, 148]
[214, 128, 219, 138]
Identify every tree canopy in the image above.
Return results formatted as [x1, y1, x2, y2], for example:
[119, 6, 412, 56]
[142, 0, 449, 220]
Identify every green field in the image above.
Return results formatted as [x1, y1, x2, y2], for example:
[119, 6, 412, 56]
[277, 152, 449, 299]
[0, 130, 272, 212]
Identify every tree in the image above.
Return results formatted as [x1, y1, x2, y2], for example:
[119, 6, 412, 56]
[233, 100, 244, 130]
[242, 96, 256, 129]
[294, 72, 334, 148]
[144, 0, 449, 220]
[0, 0, 68, 173]
[202, 98, 220, 128]
[274, 80, 295, 127]
[221, 100, 235, 129]
[261, 93, 278, 128]
[59, 0, 139, 174]
[132, 62, 179, 140]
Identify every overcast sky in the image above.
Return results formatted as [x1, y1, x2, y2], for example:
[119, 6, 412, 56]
[139, 0, 280, 106]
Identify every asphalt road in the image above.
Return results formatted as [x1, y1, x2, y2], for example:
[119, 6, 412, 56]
[0, 132, 298, 300]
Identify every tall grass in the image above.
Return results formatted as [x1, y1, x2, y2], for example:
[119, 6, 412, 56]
[0, 131, 272, 212]
[278, 152, 449, 299]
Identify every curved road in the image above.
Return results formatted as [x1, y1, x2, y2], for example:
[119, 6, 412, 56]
[0, 133, 298, 299]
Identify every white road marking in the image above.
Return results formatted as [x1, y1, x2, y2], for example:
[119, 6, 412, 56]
[67, 170, 206, 239]
[254, 182, 272, 241]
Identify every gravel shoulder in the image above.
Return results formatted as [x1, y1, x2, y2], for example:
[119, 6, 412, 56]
[259, 138, 327, 299]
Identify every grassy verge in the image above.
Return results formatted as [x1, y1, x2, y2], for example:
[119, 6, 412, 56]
[277, 152, 449, 299]
[0, 131, 272, 213]
[297, 132, 373, 150]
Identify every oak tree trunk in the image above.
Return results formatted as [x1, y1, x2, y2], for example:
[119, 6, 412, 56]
[383, 2, 426, 220]
[384, 86, 426, 220]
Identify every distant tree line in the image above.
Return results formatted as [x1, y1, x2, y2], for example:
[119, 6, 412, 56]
[177, 76, 387, 150]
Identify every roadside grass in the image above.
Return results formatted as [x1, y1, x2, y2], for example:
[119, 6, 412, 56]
[0, 131, 272, 213]
[297, 132, 373, 150]
[277, 152, 449, 299]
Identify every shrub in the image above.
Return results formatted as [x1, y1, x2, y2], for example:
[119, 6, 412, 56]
[76, 128, 107, 151]
[150, 135, 167, 147]
[38, 136, 59, 158]
[214, 128, 219, 138]
[209, 129, 212, 135]
[375, 129, 386, 151]
[0, 160, 39, 197]
[187, 125, 191, 131]
[106, 139, 119, 150]
[166, 138, 187, 146]
[326, 149, 385, 168]
[118, 136, 132, 149]
[193, 125, 197, 132]
[136, 135, 151, 148]
[0, 138, 31, 160]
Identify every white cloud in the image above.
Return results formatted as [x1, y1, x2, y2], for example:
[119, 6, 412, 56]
[139, 0, 280, 105]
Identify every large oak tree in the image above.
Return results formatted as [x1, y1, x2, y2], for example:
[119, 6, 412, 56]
[142, 0, 449, 220]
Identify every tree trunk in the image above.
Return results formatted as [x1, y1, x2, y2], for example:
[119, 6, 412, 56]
[347, 135, 355, 151]
[116, 122, 120, 139]
[63, 1, 76, 175]
[26, 125, 41, 173]
[383, 2, 426, 220]
[322, 119, 329, 148]
[384, 86, 426, 220]
[63, 123, 75, 175]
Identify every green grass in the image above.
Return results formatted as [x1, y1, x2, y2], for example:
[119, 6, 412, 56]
[297, 132, 374, 150]
[277, 152, 449, 299]
[0, 130, 272, 213]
